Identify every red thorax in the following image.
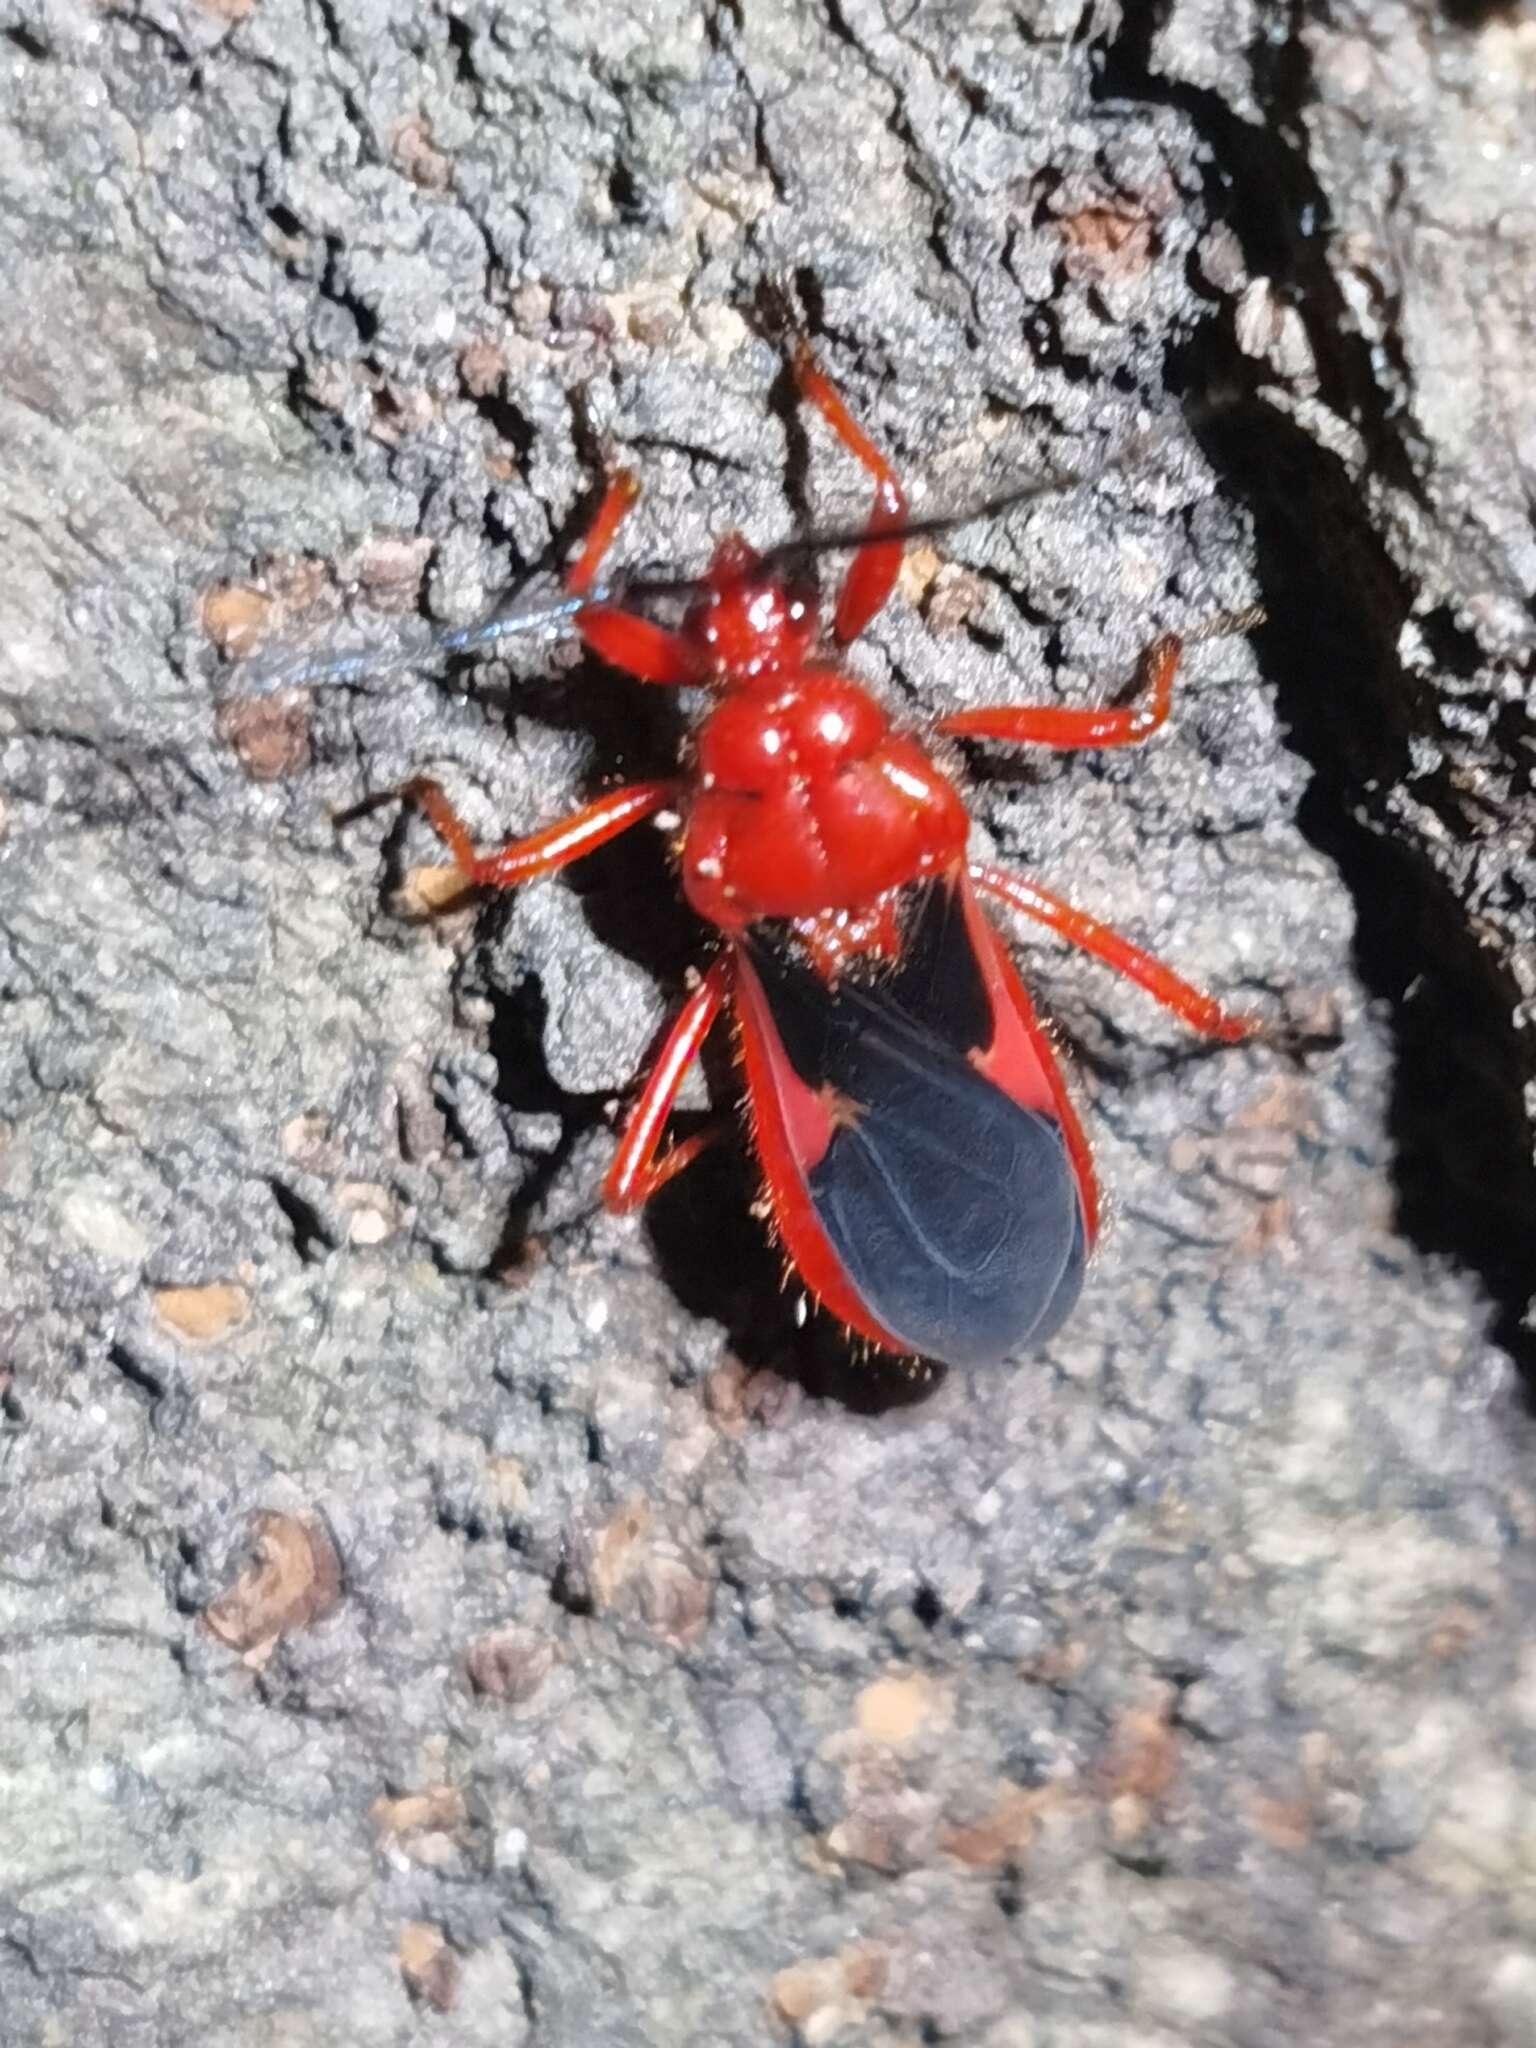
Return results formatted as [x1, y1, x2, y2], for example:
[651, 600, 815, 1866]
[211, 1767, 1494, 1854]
[675, 537, 969, 942]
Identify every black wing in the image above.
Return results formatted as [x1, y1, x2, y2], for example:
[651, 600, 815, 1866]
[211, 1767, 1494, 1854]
[741, 885, 1085, 1368]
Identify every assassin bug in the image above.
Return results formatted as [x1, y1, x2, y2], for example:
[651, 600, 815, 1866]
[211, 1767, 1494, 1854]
[376, 347, 1261, 1368]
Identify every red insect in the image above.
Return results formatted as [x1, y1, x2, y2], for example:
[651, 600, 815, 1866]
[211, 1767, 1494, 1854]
[393, 347, 1259, 1368]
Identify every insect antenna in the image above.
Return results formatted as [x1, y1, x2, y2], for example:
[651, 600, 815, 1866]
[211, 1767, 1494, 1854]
[228, 581, 615, 696]
[222, 410, 1214, 691]
[758, 411, 1198, 571]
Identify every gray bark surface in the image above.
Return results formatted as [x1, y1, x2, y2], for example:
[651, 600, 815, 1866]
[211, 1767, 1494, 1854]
[3, 3, 1534, 2044]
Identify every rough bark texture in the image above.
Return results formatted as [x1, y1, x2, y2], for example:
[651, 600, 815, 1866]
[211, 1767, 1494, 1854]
[3, 3, 1534, 2045]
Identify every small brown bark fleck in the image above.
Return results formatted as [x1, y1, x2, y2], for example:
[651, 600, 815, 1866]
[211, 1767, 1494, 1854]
[371, 1784, 468, 1840]
[771, 1944, 888, 2030]
[942, 1781, 1074, 1867]
[1059, 202, 1156, 278]
[152, 1283, 250, 1342]
[390, 114, 453, 191]
[591, 1500, 652, 1609]
[464, 1629, 554, 1703]
[201, 584, 272, 659]
[216, 693, 311, 782]
[459, 337, 507, 397]
[203, 1511, 342, 1661]
[1091, 1691, 1178, 1841]
[398, 1923, 459, 2013]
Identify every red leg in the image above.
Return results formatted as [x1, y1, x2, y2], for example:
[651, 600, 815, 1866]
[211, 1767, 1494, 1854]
[576, 605, 703, 685]
[971, 862, 1258, 1042]
[940, 634, 1181, 750]
[401, 776, 678, 890]
[564, 468, 703, 684]
[567, 471, 640, 596]
[603, 956, 733, 1212]
[794, 342, 908, 643]
[937, 607, 1266, 751]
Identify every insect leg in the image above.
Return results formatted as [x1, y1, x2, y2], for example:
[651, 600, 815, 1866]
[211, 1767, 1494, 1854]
[567, 472, 640, 597]
[941, 634, 1182, 749]
[970, 862, 1258, 1042]
[793, 342, 908, 644]
[400, 777, 680, 890]
[937, 607, 1265, 750]
[603, 955, 734, 1212]
[576, 605, 704, 685]
[563, 468, 705, 684]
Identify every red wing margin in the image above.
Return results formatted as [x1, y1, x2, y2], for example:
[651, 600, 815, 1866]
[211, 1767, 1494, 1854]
[734, 875, 1087, 1368]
